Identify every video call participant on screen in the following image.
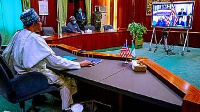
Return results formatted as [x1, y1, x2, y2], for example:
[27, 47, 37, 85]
[76, 8, 86, 31]
[178, 8, 187, 17]
[156, 17, 167, 26]
[2, 8, 92, 112]
[66, 16, 81, 33]
[176, 17, 185, 26]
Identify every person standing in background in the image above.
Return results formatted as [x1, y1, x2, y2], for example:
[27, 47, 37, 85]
[76, 8, 86, 31]
[93, 6, 102, 31]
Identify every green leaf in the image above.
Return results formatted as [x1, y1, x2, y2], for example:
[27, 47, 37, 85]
[128, 21, 147, 40]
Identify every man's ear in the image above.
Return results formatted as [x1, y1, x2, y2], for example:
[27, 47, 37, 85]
[32, 22, 37, 28]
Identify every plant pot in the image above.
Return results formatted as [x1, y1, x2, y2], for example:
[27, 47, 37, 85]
[135, 38, 143, 49]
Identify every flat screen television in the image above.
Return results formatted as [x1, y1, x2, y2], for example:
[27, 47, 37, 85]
[151, 1, 195, 29]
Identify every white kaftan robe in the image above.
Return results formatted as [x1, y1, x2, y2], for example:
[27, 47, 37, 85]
[2, 29, 80, 109]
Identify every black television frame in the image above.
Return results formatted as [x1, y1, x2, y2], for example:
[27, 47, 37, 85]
[151, 1, 195, 29]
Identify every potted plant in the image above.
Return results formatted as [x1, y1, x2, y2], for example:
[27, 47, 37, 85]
[128, 21, 147, 48]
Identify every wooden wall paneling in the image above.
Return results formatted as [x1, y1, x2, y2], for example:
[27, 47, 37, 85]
[78, 0, 85, 12]
[77, 35, 85, 49]
[117, 0, 136, 29]
[94, 33, 103, 49]
[84, 34, 94, 50]
[134, 0, 146, 24]
[103, 33, 111, 48]
[74, 0, 80, 13]
[46, 31, 133, 50]
[44, 0, 57, 32]
[31, 0, 39, 12]
[68, 0, 75, 22]
[31, 0, 57, 32]
[59, 38, 68, 47]
[168, 33, 180, 45]
[110, 0, 114, 26]
[191, 0, 200, 32]
[189, 33, 200, 48]
[117, 0, 125, 28]
[128, 0, 135, 24]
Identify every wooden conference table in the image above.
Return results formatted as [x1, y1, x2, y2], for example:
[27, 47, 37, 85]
[45, 30, 132, 51]
[50, 45, 199, 112]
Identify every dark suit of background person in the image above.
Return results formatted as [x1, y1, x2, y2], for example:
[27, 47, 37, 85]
[66, 16, 81, 33]
[156, 17, 166, 27]
[76, 8, 86, 31]
[176, 17, 185, 26]
[178, 8, 187, 17]
[93, 7, 102, 31]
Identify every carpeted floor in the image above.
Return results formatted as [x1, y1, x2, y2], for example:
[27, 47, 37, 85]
[0, 93, 61, 112]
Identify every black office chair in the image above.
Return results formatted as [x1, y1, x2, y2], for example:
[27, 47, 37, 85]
[0, 55, 58, 112]
[42, 27, 55, 36]
[0, 34, 2, 52]
[103, 25, 113, 31]
[84, 25, 95, 31]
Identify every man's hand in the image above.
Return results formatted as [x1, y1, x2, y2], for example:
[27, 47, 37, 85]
[80, 60, 93, 67]
[74, 31, 78, 33]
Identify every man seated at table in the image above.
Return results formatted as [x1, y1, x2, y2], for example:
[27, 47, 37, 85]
[2, 8, 92, 112]
[66, 16, 81, 33]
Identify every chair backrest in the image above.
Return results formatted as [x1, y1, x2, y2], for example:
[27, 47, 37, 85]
[0, 55, 15, 79]
[0, 34, 2, 50]
[0, 56, 15, 100]
[103, 25, 113, 31]
[61, 26, 68, 33]
[42, 27, 55, 36]
[84, 25, 95, 31]
[0, 55, 58, 110]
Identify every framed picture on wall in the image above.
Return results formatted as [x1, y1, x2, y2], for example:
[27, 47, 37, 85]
[146, 0, 170, 16]
[39, 1, 49, 15]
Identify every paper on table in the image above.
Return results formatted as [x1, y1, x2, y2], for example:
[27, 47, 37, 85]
[62, 56, 77, 61]
[86, 58, 102, 65]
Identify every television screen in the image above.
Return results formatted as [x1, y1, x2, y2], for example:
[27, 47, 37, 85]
[151, 1, 195, 29]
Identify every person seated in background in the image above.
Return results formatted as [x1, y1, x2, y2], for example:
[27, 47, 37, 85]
[156, 17, 166, 26]
[2, 8, 92, 112]
[176, 17, 185, 26]
[66, 16, 81, 33]
[76, 8, 86, 31]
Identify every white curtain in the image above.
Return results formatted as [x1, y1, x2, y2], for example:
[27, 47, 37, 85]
[57, 0, 68, 34]
[85, 0, 91, 25]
